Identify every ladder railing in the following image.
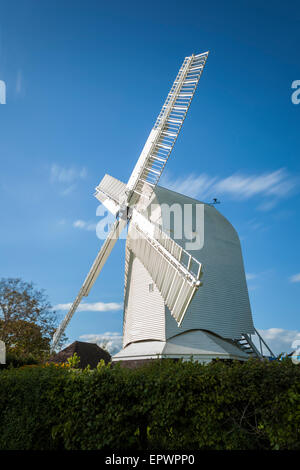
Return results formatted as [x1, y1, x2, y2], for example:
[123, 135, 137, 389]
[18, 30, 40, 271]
[253, 328, 276, 357]
[236, 329, 276, 359]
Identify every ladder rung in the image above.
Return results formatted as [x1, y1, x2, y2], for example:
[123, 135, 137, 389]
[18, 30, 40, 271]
[158, 137, 174, 145]
[148, 158, 165, 166]
[161, 131, 177, 137]
[173, 106, 188, 111]
[145, 167, 161, 175]
[178, 93, 193, 97]
[155, 149, 169, 157]
[169, 92, 193, 98]
[156, 143, 172, 150]
[149, 155, 167, 163]
[138, 178, 155, 187]
[133, 189, 151, 198]
[194, 51, 209, 58]
[189, 66, 203, 71]
[167, 118, 182, 124]
[182, 85, 197, 91]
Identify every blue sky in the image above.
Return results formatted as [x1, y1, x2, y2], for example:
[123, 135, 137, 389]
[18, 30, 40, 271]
[0, 0, 299, 355]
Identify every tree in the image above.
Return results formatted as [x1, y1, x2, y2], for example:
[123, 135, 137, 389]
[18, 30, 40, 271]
[0, 278, 66, 358]
[0, 319, 50, 357]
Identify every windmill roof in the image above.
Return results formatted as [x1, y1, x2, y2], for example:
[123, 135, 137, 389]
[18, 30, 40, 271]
[49, 341, 111, 369]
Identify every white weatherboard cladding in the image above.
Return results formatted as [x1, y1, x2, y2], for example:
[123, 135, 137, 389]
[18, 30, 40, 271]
[151, 186, 255, 340]
[123, 185, 255, 349]
[123, 252, 166, 347]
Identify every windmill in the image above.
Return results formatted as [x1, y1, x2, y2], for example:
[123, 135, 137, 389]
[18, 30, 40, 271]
[51, 52, 275, 363]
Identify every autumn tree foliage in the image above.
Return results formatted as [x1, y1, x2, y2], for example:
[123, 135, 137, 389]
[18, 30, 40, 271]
[0, 278, 65, 358]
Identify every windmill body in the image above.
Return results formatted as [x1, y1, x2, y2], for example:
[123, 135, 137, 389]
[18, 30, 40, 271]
[112, 184, 255, 363]
[51, 51, 275, 362]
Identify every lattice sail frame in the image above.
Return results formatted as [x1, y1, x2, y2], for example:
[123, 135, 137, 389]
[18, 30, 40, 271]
[126, 52, 209, 203]
[129, 210, 202, 326]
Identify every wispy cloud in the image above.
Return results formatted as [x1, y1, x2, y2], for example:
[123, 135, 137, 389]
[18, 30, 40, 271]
[50, 164, 87, 195]
[73, 219, 97, 231]
[246, 273, 257, 281]
[246, 218, 268, 233]
[214, 169, 294, 199]
[161, 168, 296, 209]
[61, 185, 76, 196]
[79, 332, 123, 355]
[50, 164, 87, 183]
[54, 302, 122, 312]
[161, 173, 218, 199]
[257, 200, 278, 212]
[289, 273, 300, 283]
[256, 328, 300, 355]
[246, 273, 258, 290]
[245, 269, 275, 290]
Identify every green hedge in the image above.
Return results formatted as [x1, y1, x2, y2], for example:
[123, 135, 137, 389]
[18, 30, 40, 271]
[0, 351, 39, 369]
[0, 358, 299, 450]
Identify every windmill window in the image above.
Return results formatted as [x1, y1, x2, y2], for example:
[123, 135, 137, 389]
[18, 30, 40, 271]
[149, 283, 154, 293]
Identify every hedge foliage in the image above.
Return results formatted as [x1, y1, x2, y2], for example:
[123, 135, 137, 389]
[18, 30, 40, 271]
[0, 351, 39, 369]
[0, 358, 299, 450]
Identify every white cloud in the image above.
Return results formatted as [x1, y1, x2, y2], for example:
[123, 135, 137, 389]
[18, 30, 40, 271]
[257, 200, 278, 212]
[73, 220, 86, 228]
[245, 218, 268, 233]
[255, 328, 300, 355]
[50, 164, 87, 184]
[54, 302, 122, 312]
[61, 185, 76, 196]
[79, 332, 123, 355]
[161, 173, 217, 199]
[73, 219, 97, 231]
[214, 169, 293, 199]
[289, 273, 300, 283]
[161, 169, 295, 209]
[50, 164, 87, 195]
[246, 273, 257, 280]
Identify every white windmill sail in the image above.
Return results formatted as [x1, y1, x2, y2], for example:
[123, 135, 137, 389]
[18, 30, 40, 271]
[95, 174, 127, 207]
[51, 218, 127, 352]
[51, 52, 209, 352]
[128, 210, 202, 326]
[126, 52, 209, 204]
[94, 174, 126, 215]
